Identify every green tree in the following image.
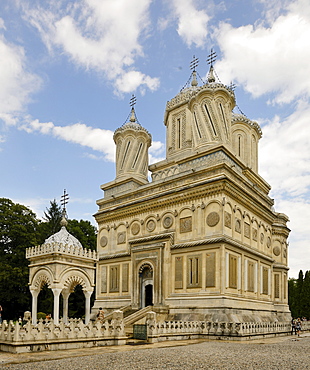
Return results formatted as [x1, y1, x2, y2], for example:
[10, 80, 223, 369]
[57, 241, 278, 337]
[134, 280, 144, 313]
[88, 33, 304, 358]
[301, 270, 310, 319]
[296, 270, 304, 317]
[67, 219, 97, 250]
[37, 199, 62, 244]
[0, 198, 39, 320]
[288, 278, 298, 318]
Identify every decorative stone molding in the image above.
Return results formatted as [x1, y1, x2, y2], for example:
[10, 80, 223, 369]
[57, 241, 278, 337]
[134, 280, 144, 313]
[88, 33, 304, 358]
[206, 212, 220, 227]
[117, 232, 126, 244]
[267, 237, 271, 248]
[131, 223, 140, 235]
[146, 219, 156, 232]
[100, 236, 108, 248]
[163, 215, 173, 229]
[224, 212, 232, 228]
[180, 216, 192, 233]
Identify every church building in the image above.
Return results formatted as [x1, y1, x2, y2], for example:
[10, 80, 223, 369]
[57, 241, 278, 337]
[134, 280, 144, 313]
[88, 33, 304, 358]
[93, 58, 290, 323]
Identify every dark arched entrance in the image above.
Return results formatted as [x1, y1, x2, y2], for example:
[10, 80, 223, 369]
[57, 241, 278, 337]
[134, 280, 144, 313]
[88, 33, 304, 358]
[139, 264, 153, 308]
[145, 284, 153, 307]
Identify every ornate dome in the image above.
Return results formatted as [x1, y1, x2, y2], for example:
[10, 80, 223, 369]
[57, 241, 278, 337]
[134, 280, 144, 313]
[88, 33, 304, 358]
[43, 225, 83, 250]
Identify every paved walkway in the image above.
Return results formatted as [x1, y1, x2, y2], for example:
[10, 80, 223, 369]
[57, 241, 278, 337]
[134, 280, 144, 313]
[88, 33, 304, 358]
[1, 333, 310, 369]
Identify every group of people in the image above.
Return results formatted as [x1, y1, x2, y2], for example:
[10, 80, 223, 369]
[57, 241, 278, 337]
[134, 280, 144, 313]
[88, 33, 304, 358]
[291, 318, 303, 336]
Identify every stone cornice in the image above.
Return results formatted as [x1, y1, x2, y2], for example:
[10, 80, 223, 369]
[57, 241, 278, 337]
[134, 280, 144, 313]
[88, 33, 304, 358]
[171, 236, 275, 263]
[95, 174, 276, 226]
[95, 175, 227, 222]
[129, 232, 174, 246]
[273, 263, 290, 271]
[99, 252, 130, 261]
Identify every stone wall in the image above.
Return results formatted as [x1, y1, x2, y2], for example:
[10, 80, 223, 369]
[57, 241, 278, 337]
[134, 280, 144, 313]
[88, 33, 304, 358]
[0, 310, 125, 353]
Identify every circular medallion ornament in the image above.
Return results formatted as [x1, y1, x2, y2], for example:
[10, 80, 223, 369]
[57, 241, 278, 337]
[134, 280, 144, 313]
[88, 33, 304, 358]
[100, 236, 108, 248]
[273, 246, 281, 256]
[146, 219, 156, 232]
[163, 216, 173, 229]
[267, 237, 271, 248]
[131, 223, 140, 235]
[117, 232, 126, 244]
[206, 212, 220, 227]
[260, 233, 264, 244]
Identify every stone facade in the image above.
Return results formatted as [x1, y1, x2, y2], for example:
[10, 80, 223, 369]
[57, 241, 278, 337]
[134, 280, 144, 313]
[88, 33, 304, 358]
[93, 66, 290, 323]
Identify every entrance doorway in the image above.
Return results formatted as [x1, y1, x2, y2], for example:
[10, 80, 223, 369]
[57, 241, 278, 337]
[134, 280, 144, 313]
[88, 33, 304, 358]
[139, 264, 153, 308]
[145, 284, 153, 307]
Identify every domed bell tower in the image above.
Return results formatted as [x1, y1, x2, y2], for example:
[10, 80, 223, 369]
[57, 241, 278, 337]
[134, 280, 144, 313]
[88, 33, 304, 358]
[164, 53, 237, 162]
[113, 95, 152, 184]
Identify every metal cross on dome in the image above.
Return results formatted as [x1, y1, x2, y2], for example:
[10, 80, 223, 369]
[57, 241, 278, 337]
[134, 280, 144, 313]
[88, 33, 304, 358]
[130, 94, 137, 108]
[60, 189, 69, 212]
[207, 49, 217, 66]
[229, 81, 237, 91]
[190, 55, 199, 72]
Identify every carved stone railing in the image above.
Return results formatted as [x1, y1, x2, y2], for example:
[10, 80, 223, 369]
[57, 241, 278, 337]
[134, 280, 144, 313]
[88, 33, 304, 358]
[26, 243, 97, 260]
[0, 310, 125, 353]
[146, 312, 305, 343]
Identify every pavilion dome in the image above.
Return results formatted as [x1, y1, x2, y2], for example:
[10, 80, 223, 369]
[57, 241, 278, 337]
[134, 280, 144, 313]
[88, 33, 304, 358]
[43, 218, 83, 250]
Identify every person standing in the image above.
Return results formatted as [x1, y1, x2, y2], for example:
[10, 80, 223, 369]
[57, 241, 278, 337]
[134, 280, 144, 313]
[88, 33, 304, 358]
[291, 318, 297, 335]
[97, 307, 105, 323]
[0, 305, 2, 324]
[296, 318, 302, 337]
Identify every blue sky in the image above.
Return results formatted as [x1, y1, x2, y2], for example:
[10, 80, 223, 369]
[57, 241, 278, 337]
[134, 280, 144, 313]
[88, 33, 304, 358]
[0, 0, 309, 278]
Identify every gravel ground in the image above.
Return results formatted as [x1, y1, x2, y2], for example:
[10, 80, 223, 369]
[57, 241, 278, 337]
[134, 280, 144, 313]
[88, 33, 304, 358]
[1, 337, 310, 370]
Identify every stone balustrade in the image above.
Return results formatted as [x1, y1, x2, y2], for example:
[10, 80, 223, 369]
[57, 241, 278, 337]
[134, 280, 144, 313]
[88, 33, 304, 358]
[0, 310, 125, 353]
[146, 312, 307, 343]
[26, 243, 97, 260]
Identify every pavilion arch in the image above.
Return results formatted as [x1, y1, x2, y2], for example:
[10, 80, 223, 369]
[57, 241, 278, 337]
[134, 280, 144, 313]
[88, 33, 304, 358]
[30, 268, 54, 291]
[60, 268, 93, 293]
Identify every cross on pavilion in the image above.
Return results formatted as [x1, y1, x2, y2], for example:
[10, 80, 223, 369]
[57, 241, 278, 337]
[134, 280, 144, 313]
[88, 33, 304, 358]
[60, 189, 69, 213]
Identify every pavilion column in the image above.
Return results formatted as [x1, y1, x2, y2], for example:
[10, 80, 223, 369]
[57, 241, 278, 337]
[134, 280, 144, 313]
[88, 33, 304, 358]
[84, 290, 93, 324]
[62, 290, 70, 324]
[52, 288, 62, 325]
[30, 288, 39, 325]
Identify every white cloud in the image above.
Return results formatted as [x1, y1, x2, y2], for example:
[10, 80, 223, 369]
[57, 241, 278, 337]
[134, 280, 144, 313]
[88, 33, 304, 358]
[171, 0, 210, 47]
[275, 198, 310, 278]
[215, 0, 310, 103]
[259, 101, 310, 198]
[0, 18, 6, 30]
[0, 33, 41, 125]
[114, 71, 160, 95]
[149, 140, 165, 164]
[23, 0, 159, 94]
[23, 119, 115, 162]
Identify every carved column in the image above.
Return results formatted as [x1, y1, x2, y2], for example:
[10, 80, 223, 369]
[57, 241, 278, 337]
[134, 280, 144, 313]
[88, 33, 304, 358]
[30, 288, 39, 325]
[52, 287, 62, 325]
[84, 289, 93, 324]
[62, 290, 70, 323]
